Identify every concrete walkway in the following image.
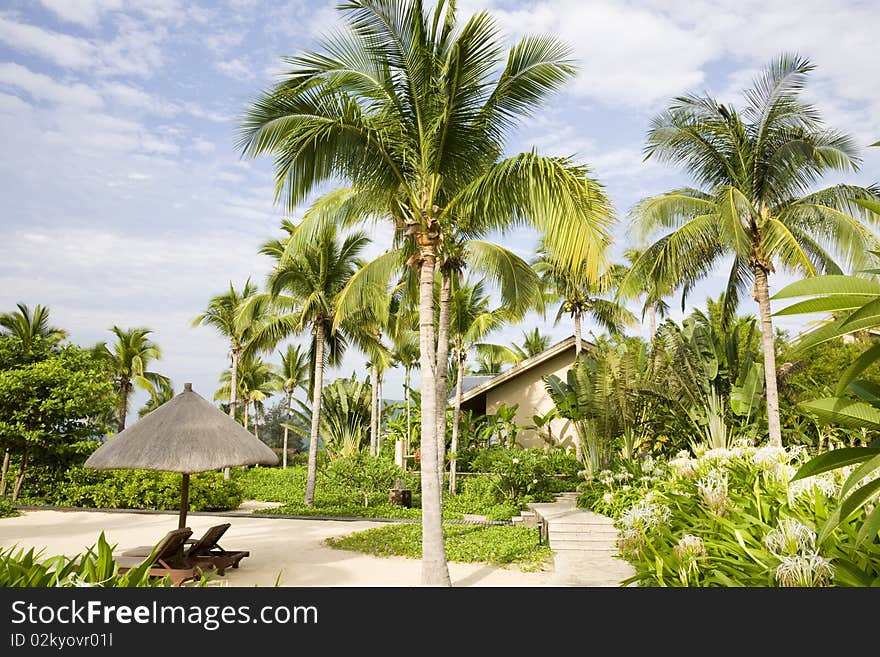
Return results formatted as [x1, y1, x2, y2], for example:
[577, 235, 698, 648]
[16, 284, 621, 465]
[529, 493, 635, 586]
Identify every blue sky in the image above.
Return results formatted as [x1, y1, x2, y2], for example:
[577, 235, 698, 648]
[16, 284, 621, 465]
[1, 0, 878, 413]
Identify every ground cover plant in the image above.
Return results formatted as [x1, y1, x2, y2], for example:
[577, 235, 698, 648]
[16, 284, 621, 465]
[326, 523, 551, 570]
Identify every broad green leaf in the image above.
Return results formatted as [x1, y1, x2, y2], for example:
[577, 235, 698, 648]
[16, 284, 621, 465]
[799, 398, 880, 429]
[841, 297, 880, 330]
[850, 380, 880, 405]
[832, 558, 873, 586]
[839, 478, 880, 522]
[792, 447, 880, 480]
[794, 313, 880, 352]
[772, 275, 880, 300]
[854, 198, 880, 215]
[773, 295, 878, 316]
[856, 504, 880, 545]
[841, 452, 880, 497]
[836, 344, 880, 395]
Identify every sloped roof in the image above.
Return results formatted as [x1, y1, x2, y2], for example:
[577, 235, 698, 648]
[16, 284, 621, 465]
[460, 336, 579, 404]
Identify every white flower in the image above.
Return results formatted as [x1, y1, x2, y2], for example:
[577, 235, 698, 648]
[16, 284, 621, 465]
[674, 534, 708, 579]
[642, 455, 655, 473]
[696, 469, 731, 516]
[701, 447, 732, 463]
[602, 492, 614, 504]
[616, 528, 645, 558]
[621, 484, 632, 491]
[787, 473, 837, 502]
[620, 501, 671, 532]
[511, 458, 519, 464]
[775, 554, 834, 587]
[765, 517, 816, 557]
[669, 456, 698, 479]
[752, 445, 788, 469]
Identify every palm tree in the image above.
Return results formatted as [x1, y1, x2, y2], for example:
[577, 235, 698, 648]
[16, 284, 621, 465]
[239, 0, 612, 586]
[137, 378, 175, 417]
[217, 357, 278, 438]
[513, 327, 551, 360]
[473, 343, 520, 374]
[628, 54, 880, 446]
[95, 327, 168, 432]
[241, 221, 368, 506]
[0, 303, 67, 348]
[277, 344, 310, 468]
[448, 280, 509, 494]
[535, 248, 637, 354]
[622, 248, 672, 340]
[193, 280, 261, 425]
[390, 327, 419, 458]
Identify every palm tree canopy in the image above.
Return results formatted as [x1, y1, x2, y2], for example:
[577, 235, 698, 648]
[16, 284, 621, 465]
[629, 54, 880, 317]
[95, 327, 165, 386]
[192, 279, 261, 351]
[0, 303, 67, 347]
[238, 0, 612, 272]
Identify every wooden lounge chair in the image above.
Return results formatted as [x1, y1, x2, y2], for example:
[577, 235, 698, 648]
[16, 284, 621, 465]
[114, 528, 208, 587]
[121, 523, 249, 576]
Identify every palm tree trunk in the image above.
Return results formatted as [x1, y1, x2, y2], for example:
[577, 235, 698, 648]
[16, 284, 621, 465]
[416, 245, 450, 586]
[448, 354, 464, 495]
[369, 361, 379, 457]
[574, 311, 583, 356]
[253, 404, 259, 439]
[225, 347, 240, 481]
[11, 448, 28, 501]
[0, 448, 10, 496]
[648, 304, 657, 340]
[753, 266, 783, 447]
[377, 371, 383, 455]
[304, 321, 325, 506]
[405, 365, 412, 457]
[283, 390, 292, 469]
[118, 379, 130, 432]
[435, 269, 452, 489]
[243, 400, 249, 432]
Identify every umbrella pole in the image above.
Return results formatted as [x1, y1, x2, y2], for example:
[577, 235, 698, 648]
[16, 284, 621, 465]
[179, 473, 190, 529]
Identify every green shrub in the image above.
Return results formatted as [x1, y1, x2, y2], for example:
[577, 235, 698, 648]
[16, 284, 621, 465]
[51, 468, 241, 511]
[327, 523, 551, 569]
[0, 497, 18, 518]
[444, 476, 520, 521]
[581, 444, 880, 586]
[324, 453, 408, 507]
[0, 533, 186, 587]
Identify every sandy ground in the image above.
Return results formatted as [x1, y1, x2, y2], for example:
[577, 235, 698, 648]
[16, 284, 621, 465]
[0, 510, 553, 587]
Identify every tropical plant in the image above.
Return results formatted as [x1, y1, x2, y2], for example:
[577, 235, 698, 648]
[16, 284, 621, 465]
[447, 280, 510, 493]
[774, 272, 880, 544]
[0, 303, 67, 349]
[512, 327, 552, 360]
[94, 327, 168, 432]
[193, 280, 262, 426]
[277, 344, 311, 468]
[535, 247, 636, 354]
[138, 379, 175, 417]
[239, 0, 612, 585]
[291, 376, 372, 460]
[473, 343, 520, 375]
[627, 54, 880, 446]
[241, 221, 368, 505]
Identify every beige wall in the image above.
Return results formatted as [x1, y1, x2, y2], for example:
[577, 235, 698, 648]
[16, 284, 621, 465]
[484, 347, 576, 450]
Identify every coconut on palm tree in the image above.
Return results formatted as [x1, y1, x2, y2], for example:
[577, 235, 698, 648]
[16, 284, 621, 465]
[94, 326, 168, 432]
[240, 221, 368, 506]
[239, 0, 612, 586]
[628, 54, 880, 446]
[0, 303, 67, 349]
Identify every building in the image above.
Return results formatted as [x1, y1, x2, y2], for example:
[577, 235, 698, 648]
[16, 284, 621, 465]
[458, 336, 580, 449]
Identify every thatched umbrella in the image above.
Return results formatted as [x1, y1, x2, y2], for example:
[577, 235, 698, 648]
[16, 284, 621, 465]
[85, 383, 277, 528]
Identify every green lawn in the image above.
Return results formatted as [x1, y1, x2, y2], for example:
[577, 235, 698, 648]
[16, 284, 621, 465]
[326, 523, 552, 570]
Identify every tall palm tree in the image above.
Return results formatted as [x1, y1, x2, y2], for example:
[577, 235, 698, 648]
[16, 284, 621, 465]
[277, 344, 311, 468]
[621, 248, 672, 340]
[239, 0, 612, 586]
[216, 357, 278, 438]
[193, 280, 261, 425]
[628, 54, 880, 446]
[95, 327, 168, 432]
[137, 378, 175, 417]
[447, 280, 509, 494]
[473, 343, 520, 374]
[241, 221, 368, 506]
[535, 249, 637, 354]
[0, 303, 67, 348]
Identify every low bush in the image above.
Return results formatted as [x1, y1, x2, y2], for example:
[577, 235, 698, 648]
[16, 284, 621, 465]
[327, 523, 551, 569]
[49, 468, 242, 512]
[444, 476, 520, 521]
[468, 448, 578, 505]
[580, 443, 880, 586]
[0, 533, 190, 587]
[0, 497, 18, 518]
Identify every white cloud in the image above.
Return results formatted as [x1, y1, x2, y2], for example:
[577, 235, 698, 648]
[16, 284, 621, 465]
[0, 62, 103, 108]
[0, 15, 96, 68]
[192, 137, 215, 154]
[216, 57, 253, 81]
[37, 0, 123, 28]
